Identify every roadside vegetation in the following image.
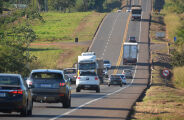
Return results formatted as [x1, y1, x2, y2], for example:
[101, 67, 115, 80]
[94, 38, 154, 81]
[0, 0, 121, 75]
[131, 0, 184, 119]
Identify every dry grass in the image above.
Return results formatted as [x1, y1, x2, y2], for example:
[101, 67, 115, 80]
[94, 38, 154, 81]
[173, 66, 184, 88]
[131, 12, 184, 120]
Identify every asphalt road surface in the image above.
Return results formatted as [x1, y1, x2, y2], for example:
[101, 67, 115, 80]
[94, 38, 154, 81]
[0, 0, 152, 119]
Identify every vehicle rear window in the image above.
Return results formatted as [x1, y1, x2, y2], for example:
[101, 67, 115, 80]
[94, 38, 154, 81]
[110, 75, 121, 80]
[64, 69, 76, 74]
[31, 72, 63, 80]
[0, 76, 20, 85]
[80, 72, 96, 76]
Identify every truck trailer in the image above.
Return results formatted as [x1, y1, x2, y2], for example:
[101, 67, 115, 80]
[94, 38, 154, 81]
[123, 42, 138, 65]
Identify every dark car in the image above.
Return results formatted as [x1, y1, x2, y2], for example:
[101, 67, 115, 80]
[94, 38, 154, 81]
[0, 74, 33, 116]
[108, 75, 123, 87]
[27, 69, 71, 108]
[64, 68, 77, 84]
[128, 36, 136, 42]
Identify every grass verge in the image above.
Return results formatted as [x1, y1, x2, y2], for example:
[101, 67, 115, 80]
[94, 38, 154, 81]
[29, 11, 106, 69]
[131, 12, 184, 120]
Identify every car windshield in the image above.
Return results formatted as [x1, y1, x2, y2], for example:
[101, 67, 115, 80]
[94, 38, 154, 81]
[104, 60, 110, 64]
[64, 69, 76, 74]
[0, 76, 20, 85]
[124, 70, 131, 72]
[80, 72, 97, 76]
[78, 62, 96, 70]
[31, 72, 63, 80]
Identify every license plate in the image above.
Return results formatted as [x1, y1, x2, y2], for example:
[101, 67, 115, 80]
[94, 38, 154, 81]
[0, 93, 6, 97]
[41, 84, 52, 88]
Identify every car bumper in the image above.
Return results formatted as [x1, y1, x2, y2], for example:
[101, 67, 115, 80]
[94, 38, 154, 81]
[32, 93, 66, 103]
[0, 97, 25, 112]
[77, 84, 99, 90]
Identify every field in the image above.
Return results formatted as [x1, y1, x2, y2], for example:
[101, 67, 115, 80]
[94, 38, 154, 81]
[29, 11, 106, 69]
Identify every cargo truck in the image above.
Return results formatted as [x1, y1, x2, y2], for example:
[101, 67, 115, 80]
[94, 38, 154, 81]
[123, 42, 138, 65]
[77, 52, 104, 83]
[131, 5, 142, 21]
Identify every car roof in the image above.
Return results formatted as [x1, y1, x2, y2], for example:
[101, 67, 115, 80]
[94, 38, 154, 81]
[31, 69, 63, 74]
[0, 73, 21, 77]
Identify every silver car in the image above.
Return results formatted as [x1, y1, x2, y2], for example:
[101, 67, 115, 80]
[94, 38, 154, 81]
[122, 69, 133, 79]
[64, 68, 77, 84]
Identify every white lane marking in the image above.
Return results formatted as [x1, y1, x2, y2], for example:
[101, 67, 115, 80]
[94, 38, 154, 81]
[102, 13, 120, 59]
[50, 13, 143, 120]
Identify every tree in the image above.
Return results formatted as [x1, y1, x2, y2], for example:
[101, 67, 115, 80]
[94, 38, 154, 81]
[0, 0, 3, 14]
[0, 24, 36, 75]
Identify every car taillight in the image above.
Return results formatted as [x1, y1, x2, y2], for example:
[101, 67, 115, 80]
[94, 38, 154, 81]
[59, 82, 65, 87]
[77, 77, 80, 79]
[9, 89, 23, 94]
[95, 77, 98, 80]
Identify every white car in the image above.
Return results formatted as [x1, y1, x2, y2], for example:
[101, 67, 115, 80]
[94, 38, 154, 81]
[116, 74, 127, 85]
[103, 60, 111, 69]
[126, 8, 131, 12]
[122, 69, 133, 79]
[76, 71, 100, 93]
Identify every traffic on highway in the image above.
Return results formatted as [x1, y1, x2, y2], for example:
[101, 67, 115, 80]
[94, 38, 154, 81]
[0, 0, 152, 119]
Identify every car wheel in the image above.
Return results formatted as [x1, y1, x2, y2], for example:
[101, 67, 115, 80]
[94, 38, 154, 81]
[76, 88, 80, 92]
[120, 84, 122, 87]
[20, 102, 28, 117]
[108, 84, 110, 87]
[63, 94, 71, 108]
[96, 87, 100, 93]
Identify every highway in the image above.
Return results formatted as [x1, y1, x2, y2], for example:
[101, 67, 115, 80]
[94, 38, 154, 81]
[0, 0, 152, 119]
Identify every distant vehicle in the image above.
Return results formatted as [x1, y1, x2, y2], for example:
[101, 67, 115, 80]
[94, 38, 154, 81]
[76, 71, 100, 93]
[128, 36, 136, 42]
[27, 69, 71, 108]
[0, 74, 33, 116]
[116, 74, 127, 85]
[123, 69, 133, 79]
[126, 8, 131, 12]
[108, 75, 123, 87]
[103, 60, 111, 69]
[64, 68, 77, 84]
[103, 68, 108, 78]
[123, 42, 138, 65]
[131, 5, 142, 21]
[117, 9, 122, 12]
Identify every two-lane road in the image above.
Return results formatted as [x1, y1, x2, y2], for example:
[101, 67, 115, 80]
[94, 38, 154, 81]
[0, 0, 152, 119]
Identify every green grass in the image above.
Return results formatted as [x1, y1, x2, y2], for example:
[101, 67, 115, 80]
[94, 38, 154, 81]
[31, 12, 91, 42]
[164, 13, 181, 42]
[29, 45, 63, 69]
[173, 66, 184, 88]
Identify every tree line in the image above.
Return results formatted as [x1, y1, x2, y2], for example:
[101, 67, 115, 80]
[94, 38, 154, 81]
[0, 0, 118, 13]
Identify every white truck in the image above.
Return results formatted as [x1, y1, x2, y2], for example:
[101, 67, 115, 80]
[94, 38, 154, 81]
[131, 5, 142, 21]
[77, 52, 104, 83]
[123, 42, 138, 65]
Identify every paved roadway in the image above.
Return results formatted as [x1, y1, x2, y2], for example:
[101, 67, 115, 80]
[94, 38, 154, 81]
[0, 0, 152, 119]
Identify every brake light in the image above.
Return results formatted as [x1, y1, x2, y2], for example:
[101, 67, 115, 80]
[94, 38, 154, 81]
[95, 77, 98, 80]
[9, 89, 23, 94]
[59, 83, 65, 86]
[77, 77, 80, 79]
